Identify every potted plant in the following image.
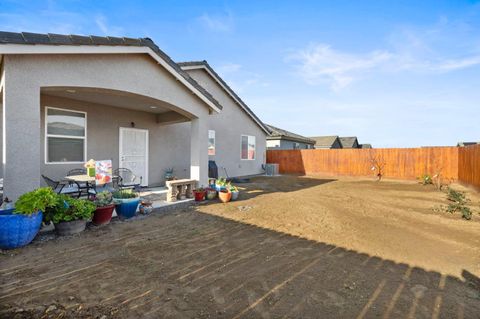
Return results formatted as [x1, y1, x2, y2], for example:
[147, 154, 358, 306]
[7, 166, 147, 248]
[164, 168, 175, 181]
[205, 187, 217, 200]
[193, 187, 206, 202]
[218, 189, 232, 203]
[215, 177, 228, 192]
[139, 200, 153, 214]
[92, 191, 115, 225]
[112, 189, 140, 219]
[0, 187, 57, 249]
[44, 195, 96, 236]
[229, 184, 239, 201]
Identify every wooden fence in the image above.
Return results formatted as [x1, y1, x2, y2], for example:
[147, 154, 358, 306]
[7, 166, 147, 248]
[458, 144, 480, 189]
[267, 147, 461, 181]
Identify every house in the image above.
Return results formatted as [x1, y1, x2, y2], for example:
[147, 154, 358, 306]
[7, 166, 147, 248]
[0, 31, 269, 199]
[310, 136, 342, 149]
[339, 136, 359, 149]
[265, 124, 316, 149]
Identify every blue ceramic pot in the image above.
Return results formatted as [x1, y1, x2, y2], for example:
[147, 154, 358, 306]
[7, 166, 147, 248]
[114, 198, 140, 219]
[0, 209, 43, 249]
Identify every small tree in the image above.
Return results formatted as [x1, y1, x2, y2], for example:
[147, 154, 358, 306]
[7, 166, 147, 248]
[369, 154, 386, 181]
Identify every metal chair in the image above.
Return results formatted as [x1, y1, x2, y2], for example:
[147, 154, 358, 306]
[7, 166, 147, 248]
[113, 168, 142, 190]
[66, 168, 91, 197]
[41, 175, 81, 198]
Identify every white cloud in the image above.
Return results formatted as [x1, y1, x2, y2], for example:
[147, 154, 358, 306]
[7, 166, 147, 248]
[216, 62, 242, 74]
[289, 17, 480, 91]
[95, 14, 123, 36]
[198, 11, 234, 32]
[289, 44, 392, 91]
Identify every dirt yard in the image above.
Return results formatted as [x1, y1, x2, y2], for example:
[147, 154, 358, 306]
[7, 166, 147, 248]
[0, 175, 479, 318]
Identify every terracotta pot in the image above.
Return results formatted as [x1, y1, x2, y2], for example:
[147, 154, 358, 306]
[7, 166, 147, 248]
[194, 190, 206, 201]
[218, 190, 232, 203]
[92, 204, 115, 225]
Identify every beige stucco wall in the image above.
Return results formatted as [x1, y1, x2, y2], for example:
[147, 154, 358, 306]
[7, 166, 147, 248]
[2, 53, 211, 198]
[184, 68, 267, 178]
[40, 95, 191, 186]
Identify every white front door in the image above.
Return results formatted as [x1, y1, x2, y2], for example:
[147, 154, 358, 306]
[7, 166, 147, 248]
[119, 127, 149, 186]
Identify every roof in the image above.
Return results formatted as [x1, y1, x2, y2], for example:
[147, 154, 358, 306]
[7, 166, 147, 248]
[360, 144, 372, 149]
[265, 124, 316, 144]
[310, 136, 340, 148]
[457, 142, 479, 147]
[339, 136, 359, 148]
[0, 31, 222, 112]
[178, 60, 270, 134]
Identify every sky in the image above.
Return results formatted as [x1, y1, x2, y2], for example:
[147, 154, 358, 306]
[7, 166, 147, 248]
[1, 0, 479, 147]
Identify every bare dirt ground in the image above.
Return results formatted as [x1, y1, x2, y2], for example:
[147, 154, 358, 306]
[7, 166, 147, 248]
[0, 175, 479, 318]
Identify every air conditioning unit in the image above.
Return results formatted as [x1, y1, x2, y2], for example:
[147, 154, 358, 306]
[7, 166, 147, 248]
[265, 163, 279, 176]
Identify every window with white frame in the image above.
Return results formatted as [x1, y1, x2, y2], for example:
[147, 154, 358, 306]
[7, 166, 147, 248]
[208, 130, 215, 156]
[46, 107, 86, 163]
[241, 135, 256, 160]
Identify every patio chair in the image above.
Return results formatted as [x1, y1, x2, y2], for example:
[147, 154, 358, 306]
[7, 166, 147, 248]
[41, 175, 82, 198]
[113, 168, 142, 191]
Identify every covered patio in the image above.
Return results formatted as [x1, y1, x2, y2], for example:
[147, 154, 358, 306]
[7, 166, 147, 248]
[0, 43, 221, 200]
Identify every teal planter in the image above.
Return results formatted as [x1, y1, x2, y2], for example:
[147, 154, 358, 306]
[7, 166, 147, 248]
[114, 198, 140, 219]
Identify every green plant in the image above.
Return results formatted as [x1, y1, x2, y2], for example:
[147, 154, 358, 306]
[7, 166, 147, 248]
[418, 174, 433, 185]
[44, 195, 96, 223]
[194, 186, 205, 192]
[94, 191, 113, 207]
[229, 185, 238, 192]
[112, 189, 138, 199]
[216, 177, 227, 186]
[164, 168, 175, 180]
[445, 188, 473, 220]
[14, 187, 57, 215]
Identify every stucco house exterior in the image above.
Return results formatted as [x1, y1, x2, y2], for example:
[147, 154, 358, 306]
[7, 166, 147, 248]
[265, 124, 315, 150]
[0, 31, 268, 199]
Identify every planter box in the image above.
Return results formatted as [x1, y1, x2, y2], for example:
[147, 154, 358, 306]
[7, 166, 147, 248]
[0, 209, 43, 249]
[55, 219, 87, 236]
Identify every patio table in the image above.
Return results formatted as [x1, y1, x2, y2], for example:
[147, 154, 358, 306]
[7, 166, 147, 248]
[64, 175, 95, 183]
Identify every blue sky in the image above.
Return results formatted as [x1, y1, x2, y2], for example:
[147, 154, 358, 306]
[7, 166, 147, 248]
[1, 0, 479, 147]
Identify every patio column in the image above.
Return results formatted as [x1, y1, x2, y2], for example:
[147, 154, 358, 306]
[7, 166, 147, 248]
[2, 74, 41, 200]
[190, 117, 209, 186]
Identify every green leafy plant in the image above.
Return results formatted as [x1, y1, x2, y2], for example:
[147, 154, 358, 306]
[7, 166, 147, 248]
[112, 189, 138, 199]
[44, 195, 96, 224]
[216, 177, 227, 187]
[229, 184, 239, 192]
[14, 187, 57, 215]
[418, 174, 433, 185]
[94, 191, 113, 207]
[164, 168, 175, 181]
[194, 186, 205, 192]
[445, 188, 473, 220]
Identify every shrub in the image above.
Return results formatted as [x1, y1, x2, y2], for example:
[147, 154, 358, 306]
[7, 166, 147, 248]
[418, 174, 433, 185]
[112, 189, 138, 199]
[445, 188, 473, 220]
[14, 187, 57, 215]
[44, 195, 96, 224]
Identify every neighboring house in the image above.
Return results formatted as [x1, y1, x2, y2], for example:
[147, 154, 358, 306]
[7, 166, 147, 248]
[0, 31, 268, 199]
[265, 124, 316, 150]
[339, 136, 360, 149]
[310, 136, 342, 149]
[360, 144, 372, 149]
[457, 142, 479, 147]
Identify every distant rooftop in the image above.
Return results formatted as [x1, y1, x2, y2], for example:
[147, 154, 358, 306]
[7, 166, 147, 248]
[265, 124, 316, 144]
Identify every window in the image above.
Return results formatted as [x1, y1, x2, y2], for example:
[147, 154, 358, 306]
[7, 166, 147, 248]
[46, 107, 86, 163]
[241, 135, 256, 160]
[293, 142, 300, 149]
[208, 130, 215, 156]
